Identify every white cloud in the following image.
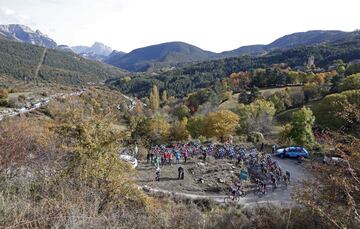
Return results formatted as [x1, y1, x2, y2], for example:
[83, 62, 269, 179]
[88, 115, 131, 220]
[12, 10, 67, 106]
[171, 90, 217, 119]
[0, 7, 32, 25]
[4, 8, 15, 15]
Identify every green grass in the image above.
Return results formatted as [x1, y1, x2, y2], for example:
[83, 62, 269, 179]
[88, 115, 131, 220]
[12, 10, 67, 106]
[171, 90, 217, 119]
[275, 99, 322, 124]
[219, 86, 304, 111]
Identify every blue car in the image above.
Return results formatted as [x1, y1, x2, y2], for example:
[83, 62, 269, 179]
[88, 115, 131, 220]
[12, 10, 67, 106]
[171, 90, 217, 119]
[276, 147, 309, 158]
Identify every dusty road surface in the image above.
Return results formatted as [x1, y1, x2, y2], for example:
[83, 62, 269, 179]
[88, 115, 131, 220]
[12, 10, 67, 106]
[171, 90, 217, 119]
[136, 155, 310, 207]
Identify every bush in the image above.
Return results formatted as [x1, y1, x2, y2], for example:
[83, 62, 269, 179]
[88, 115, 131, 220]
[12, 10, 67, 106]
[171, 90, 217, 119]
[0, 89, 8, 99]
[247, 131, 264, 144]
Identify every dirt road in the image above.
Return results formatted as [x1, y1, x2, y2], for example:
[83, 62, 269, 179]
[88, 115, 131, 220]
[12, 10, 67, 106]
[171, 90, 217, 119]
[136, 155, 309, 207]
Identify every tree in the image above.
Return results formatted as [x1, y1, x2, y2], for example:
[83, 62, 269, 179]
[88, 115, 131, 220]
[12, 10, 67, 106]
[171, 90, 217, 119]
[304, 82, 321, 102]
[234, 99, 276, 134]
[238, 87, 260, 104]
[170, 118, 190, 141]
[161, 90, 168, 102]
[288, 107, 316, 147]
[205, 110, 239, 140]
[294, 131, 360, 228]
[144, 116, 170, 144]
[314, 93, 349, 130]
[340, 73, 360, 91]
[173, 105, 191, 120]
[149, 85, 160, 111]
[269, 90, 292, 112]
[187, 115, 206, 139]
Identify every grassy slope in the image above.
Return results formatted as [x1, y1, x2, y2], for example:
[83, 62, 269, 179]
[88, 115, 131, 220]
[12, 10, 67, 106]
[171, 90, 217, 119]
[219, 86, 304, 111]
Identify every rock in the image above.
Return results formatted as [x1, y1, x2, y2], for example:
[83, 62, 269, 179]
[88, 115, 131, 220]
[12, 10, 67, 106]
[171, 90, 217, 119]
[218, 178, 225, 183]
[142, 186, 151, 192]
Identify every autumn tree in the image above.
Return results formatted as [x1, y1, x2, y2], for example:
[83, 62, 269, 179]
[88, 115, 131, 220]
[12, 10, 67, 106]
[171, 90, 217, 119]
[205, 110, 239, 140]
[269, 89, 292, 112]
[234, 99, 276, 134]
[161, 90, 168, 102]
[144, 116, 170, 144]
[149, 84, 160, 111]
[170, 118, 190, 141]
[294, 131, 360, 228]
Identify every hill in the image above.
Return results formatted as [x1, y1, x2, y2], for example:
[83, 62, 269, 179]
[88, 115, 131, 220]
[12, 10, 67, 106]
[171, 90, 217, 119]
[106, 30, 358, 72]
[108, 32, 360, 97]
[220, 30, 355, 57]
[105, 41, 216, 72]
[0, 37, 127, 85]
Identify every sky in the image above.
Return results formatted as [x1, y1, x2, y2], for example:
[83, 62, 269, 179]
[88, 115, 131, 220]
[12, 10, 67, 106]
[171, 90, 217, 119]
[0, 0, 359, 53]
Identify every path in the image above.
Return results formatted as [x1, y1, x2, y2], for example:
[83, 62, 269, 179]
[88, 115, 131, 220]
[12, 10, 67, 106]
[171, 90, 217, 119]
[34, 48, 47, 79]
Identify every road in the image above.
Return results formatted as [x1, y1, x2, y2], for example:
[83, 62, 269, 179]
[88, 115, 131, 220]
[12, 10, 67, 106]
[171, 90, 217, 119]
[137, 155, 309, 207]
[119, 94, 146, 111]
[0, 89, 86, 121]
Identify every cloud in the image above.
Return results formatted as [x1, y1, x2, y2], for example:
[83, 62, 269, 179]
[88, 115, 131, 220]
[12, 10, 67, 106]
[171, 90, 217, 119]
[0, 7, 32, 25]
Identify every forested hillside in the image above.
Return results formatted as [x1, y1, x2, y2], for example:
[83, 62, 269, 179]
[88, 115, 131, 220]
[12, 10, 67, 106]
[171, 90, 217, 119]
[105, 41, 216, 72]
[0, 37, 127, 84]
[108, 33, 360, 98]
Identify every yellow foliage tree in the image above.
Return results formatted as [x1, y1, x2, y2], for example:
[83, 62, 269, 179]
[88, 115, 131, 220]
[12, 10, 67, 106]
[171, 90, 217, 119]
[145, 116, 170, 144]
[149, 85, 160, 111]
[170, 117, 190, 141]
[205, 110, 239, 140]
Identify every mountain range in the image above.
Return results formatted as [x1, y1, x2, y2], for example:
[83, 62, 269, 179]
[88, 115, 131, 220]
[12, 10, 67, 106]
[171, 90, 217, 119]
[105, 30, 357, 72]
[0, 34, 127, 85]
[71, 42, 116, 61]
[0, 24, 120, 61]
[0, 24, 57, 49]
[1, 23, 359, 75]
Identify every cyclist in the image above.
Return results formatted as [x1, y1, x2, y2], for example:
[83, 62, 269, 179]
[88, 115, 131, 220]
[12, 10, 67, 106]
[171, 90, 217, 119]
[155, 167, 161, 181]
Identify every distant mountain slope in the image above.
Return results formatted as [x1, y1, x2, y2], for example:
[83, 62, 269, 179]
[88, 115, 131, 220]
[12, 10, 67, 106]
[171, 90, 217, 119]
[0, 38, 127, 85]
[220, 30, 355, 57]
[108, 32, 360, 97]
[71, 42, 115, 61]
[0, 24, 57, 49]
[105, 41, 216, 72]
[267, 30, 351, 49]
[106, 30, 356, 72]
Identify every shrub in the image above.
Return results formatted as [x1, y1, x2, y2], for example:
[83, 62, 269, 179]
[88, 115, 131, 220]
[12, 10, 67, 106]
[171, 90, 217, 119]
[0, 88, 8, 99]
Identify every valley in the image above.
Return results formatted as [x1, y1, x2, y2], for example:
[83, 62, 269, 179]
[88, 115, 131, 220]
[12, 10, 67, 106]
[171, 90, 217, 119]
[0, 21, 359, 229]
